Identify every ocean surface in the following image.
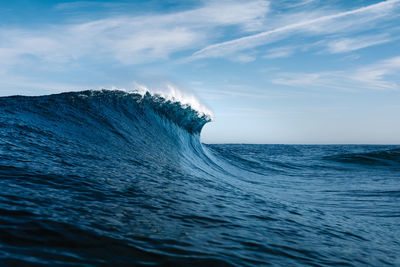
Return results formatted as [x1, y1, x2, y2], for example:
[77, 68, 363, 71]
[0, 90, 399, 266]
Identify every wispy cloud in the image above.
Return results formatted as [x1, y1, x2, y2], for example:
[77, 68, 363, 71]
[324, 34, 393, 54]
[352, 56, 400, 90]
[271, 56, 400, 90]
[191, 0, 400, 60]
[264, 46, 296, 58]
[281, 0, 319, 9]
[0, 0, 270, 67]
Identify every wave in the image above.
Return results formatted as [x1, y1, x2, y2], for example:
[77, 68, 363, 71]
[324, 148, 400, 166]
[0, 89, 222, 181]
[0, 89, 262, 265]
[1, 90, 399, 265]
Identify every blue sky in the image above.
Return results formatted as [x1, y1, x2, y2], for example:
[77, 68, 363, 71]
[1, 0, 400, 144]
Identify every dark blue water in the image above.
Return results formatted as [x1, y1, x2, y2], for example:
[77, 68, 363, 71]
[0, 90, 399, 266]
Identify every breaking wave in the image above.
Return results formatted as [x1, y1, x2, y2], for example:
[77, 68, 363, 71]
[0, 90, 399, 266]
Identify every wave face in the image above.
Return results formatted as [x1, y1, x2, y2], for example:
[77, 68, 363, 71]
[1, 90, 400, 266]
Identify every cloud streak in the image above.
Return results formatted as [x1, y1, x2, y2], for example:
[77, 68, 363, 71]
[191, 0, 400, 60]
[271, 56, 400, 90]
[0, 0, 270, 67]
[324, 34, 393, 54]
[264, 46, 296, 58]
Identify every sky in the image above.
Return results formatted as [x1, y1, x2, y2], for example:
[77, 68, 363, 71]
[1, 0, 400, 144]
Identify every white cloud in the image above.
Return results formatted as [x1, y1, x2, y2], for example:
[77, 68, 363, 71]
[234, 54, 256, 62]
[281, 0, 319, 9]
[264, 46, 296, 58]
[352, 56, 400, 90]
[271, 56, 400, 90]
[0, 0, 270, 66]
[191, 0, 400, 60]
[324, 34, 393, 54]
[272, 72, 335, 88]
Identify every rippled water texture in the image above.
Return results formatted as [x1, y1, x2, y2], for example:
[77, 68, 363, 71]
[0, 91, 399, 266]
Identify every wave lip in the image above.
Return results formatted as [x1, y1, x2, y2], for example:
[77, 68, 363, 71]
[139, 91, 211, 134]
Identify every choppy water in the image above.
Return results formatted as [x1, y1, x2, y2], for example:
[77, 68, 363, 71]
[0, 90, 399, 266]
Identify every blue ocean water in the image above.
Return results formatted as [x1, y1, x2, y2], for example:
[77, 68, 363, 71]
[0, 90, 399, 266]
